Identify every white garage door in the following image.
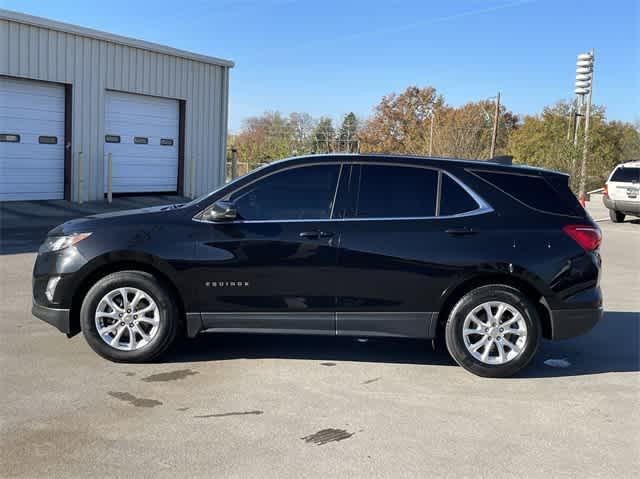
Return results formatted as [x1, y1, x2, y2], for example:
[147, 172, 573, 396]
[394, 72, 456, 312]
[0, 77, 65, 201]
[104, 91, 179, 193]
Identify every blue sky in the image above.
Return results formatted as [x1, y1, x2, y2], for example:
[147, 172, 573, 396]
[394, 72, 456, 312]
[4, 0, 638, 131]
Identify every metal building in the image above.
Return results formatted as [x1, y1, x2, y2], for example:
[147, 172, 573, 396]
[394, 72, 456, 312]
[0, 9, 233, 202]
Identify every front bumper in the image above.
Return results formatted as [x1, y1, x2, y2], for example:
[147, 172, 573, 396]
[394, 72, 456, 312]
[549, 306, 603, 340]
[32, 299, 73, 336]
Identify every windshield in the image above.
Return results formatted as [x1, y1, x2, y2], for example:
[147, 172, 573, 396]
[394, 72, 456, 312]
[610, 166, 640, 183]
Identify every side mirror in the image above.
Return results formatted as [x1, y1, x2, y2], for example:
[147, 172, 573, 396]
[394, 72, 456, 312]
[208, 200, 237, 221]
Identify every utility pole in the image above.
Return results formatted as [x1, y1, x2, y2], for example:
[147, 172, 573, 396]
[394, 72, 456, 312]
[577, 49, 595, 205]
[231, 147, 238, 180]
[573, 96, 583, 146]
[429, 110, 435, 156]
[489, 92, 500, 158]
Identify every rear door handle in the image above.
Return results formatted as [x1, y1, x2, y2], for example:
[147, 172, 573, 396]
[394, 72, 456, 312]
[299, 231, 319, 239]
[445, 227, 476, 236]
[299, 231, 334, 239]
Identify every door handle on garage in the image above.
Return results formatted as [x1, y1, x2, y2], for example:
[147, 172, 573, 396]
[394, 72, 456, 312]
[445, 227, 476, 236]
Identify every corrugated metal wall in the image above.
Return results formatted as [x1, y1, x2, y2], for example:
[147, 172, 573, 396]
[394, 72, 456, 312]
[0, 15, 230, 201]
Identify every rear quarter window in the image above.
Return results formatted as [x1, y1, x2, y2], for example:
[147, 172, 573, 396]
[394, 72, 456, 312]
[473, 170, 581, 216]
[439, 174, 479, 216]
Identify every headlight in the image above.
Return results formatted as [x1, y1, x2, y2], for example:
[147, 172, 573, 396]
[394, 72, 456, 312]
[39, 233, 92, 253]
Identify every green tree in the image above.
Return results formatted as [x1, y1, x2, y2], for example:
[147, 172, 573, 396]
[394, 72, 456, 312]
[359, 86, 517, 159]
[433, 100, 518, 159]
[337, 112, 359, 152]
[360, 86, 443, 154]
[311, 117, 336, 153]
[231, 111, 293, 169]
[288, 112, 317, 155]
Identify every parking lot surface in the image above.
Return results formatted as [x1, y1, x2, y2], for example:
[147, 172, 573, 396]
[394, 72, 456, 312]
[1, 200, 638, 478]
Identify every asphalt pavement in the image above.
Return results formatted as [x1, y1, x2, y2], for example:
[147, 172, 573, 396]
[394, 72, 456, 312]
[0, 198, 638, 478]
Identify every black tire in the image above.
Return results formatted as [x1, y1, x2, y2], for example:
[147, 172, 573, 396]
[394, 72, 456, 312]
[80, 271, 179, 362]
[609, 209, 625, 223]
[444, 285, 541, 378]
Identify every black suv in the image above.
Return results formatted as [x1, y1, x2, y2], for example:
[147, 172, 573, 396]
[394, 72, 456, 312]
[32, 154, 603, 377]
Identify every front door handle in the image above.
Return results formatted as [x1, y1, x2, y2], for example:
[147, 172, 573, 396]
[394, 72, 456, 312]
[445, 227, 476, 236]
[299, 231, 334, 239]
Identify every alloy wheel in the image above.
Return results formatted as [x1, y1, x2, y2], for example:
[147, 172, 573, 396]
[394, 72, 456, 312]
[462, 301, 528, 365]
[94, 287, 160, 351]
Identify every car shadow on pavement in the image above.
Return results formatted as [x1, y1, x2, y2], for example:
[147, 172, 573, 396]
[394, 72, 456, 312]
[163, 334, 457, 367]
[522, 310, 640, 378]
[161, 311, 639, 377]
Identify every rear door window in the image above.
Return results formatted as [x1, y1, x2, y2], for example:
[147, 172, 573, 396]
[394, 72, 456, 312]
[353, 165, 438, 218]
[610, 167, 640, 183]
[473, 170, 580, 216]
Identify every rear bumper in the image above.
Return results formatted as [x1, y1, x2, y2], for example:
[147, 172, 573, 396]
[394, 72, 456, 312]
[603, 196, 640, 215]
[549, 306, 603, 340]
[32, 299, 72, 336]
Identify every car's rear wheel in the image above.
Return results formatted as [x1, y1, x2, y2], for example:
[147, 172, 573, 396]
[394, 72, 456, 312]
[609, 209, 625, 223]
[80, 271, 179, 362]
[445, 285, 541, 378]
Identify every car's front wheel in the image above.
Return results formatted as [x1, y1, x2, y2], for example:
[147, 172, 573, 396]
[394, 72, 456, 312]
[609, 209, 625, 223]
[445, 285, 541, 378]
[80, 271, 179, 362]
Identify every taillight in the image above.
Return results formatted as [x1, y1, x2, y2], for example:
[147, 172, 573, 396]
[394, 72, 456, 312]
[603, 183, 608, 197]
[563, 224, 602, 251]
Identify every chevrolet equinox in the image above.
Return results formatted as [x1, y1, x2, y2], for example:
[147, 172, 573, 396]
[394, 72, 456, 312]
[32, 154, 603, 377]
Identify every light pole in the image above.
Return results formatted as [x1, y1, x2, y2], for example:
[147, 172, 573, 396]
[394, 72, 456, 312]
[574, 51, 595, 205]
[490, 92, 501, 159]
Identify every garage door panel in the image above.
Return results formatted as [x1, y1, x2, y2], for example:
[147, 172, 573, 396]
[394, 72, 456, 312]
[0, 115, 64, 133]
[112, 182, 176, 193]
[1, 95, 65, 113]
[0, 77, 65, 201]
[107, 95, 177, 112]
[111, 165, 177, 177]
[1, 138, 64, 149]
[105, 121, 178, 137]
[1, 177, 64, 189]
[109, 153, 177, 163]
[0, 180, 64, 193]
[0, 191, 65, 201]
[106, 110, 178, 123]
[105, 91, 179, 193]
[111, 174, 177, 183]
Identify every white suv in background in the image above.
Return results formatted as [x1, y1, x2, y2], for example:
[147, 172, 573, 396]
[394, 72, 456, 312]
[603, 160, 640, 222]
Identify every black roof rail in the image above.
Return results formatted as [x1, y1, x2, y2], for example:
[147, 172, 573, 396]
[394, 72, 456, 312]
[489, 155, 513, 165]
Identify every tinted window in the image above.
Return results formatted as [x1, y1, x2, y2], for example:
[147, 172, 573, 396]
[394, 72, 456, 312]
[611, 167, 639, 183]
[355, 165, 438, 218]
[439, 174, 479, 215]
[230, 165, 340, 220]
[474, 170, 576, 215]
